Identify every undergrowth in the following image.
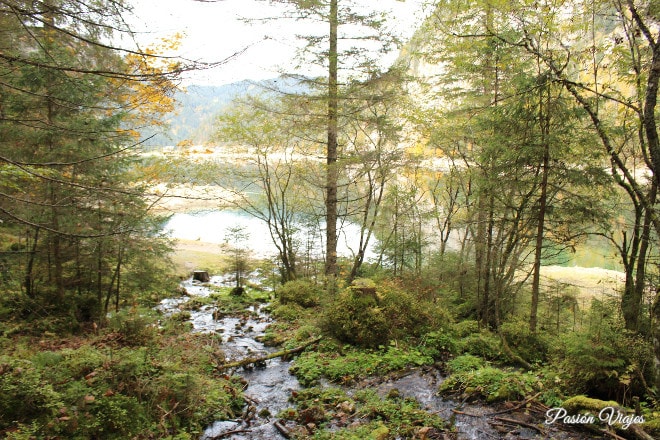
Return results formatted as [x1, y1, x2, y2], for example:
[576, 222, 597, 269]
[0, 308, 245, 439]
[281, 386, 446, 439]
[290, 342, 435, 387]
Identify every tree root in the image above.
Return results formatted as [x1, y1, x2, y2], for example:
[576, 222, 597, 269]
[491, 416, 546, 434]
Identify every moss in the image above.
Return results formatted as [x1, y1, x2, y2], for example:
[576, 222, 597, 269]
[321, 279, 453, 348]
[562, 395, 621, 414]
[457, 330, 502, 360]
[446, 354, 487, 374]
[642, 416, 660, 437]
[1, 313, 246, 438]
[440, 365, 541, 403]
[276, 279, 321, 308]
[283, 387, 445, 439]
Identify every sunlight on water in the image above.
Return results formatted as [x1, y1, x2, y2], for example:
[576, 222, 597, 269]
[165, 210, 377, 260]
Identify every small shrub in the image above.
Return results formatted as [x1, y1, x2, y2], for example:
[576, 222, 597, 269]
[3, 422, 40, 440]
[446, 354, 487, 374]
[57, 346, 105, 378]
[440, 365, 538, 403]
[229, 286, 245, 296]
[321, 287, 389, 347]
[453, 320, 479, 337]
[377, 281, 453, 338]
[420, 330, 458, 358]
[500, 318, 549, 363]
[276, 279, 320, 308]
[0, 357, 63, 430]
[294, 324, 321, 342]
[271, 302, 305, 322]
[89, 394, 147, 437]
[321, 279, 453, 348]
[549, 329, 653, 401]
[107, 307, 158, 346]
[458, 330, 501, 360]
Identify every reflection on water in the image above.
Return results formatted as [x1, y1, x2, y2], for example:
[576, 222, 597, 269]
[165, 210, 376, 259]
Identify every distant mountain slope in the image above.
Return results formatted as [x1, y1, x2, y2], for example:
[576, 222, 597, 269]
[142, 78, 304, 147]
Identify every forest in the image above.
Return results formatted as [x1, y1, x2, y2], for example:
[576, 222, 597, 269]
[1, 0, 660, 439]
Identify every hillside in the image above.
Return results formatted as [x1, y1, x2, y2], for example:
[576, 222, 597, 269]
[142, 77, 305, 147]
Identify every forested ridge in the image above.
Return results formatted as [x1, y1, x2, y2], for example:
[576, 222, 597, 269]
[1, 0, 660, 439]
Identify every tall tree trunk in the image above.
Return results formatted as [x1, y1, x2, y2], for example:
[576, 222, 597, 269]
[325, 0, 339, 278]
[530, 148, 549, 333]
[623, 182, 657, 331]
[530, 82, 551, 333]
[652, 290, 660, 391]
[480, 192, 495, 328]
[475, 192, 487, 328]
[24, 228, 39, 297]
[45, 2, 65, 301]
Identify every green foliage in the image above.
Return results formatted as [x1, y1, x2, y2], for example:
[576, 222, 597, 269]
[500, 318, 550, 363]
[107, 307, 158, 346]
[453, 320, 480, 337]
[276, 279, 321, 308]
[290, 344, 434, 387]
[439, 365, 540, 403]
[0, 312, 246, 438]
[320, 279, 452, 348]
[643, 414, 660, 437]
[282, 386, 445, 439]
[321, 287, 389, 347]
[457, 330, 502, 360]
[419, 330, 458, 358]
[445, 354, 487, 374]
[0, 357, 63, 429]
[88, 394, 147, 437]
[3, 423, 41, 440]
[271, 302, 306, 322]
[229, 286, 245, 296]
[545, 299, 655, 402]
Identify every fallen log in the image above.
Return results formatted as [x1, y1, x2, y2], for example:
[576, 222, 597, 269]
[492, 416, 546, 434]
[486, 392, 542, 416]
[273, 419, 292, 439]
[216, 337, 322, 371]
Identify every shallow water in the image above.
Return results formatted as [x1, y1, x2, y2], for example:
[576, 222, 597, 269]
[161, 277, 301, 439]
[161, 277, 590, 440]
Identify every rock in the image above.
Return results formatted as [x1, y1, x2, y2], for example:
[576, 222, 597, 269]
[193, 270, 210, 282]
[386, 388, 401, 399]
[337, 400, 355, 414]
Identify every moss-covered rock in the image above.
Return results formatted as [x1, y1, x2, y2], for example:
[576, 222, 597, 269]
[562, 395, 621, 414]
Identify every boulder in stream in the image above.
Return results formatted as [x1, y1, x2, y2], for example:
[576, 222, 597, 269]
[193, 270, 210, 283]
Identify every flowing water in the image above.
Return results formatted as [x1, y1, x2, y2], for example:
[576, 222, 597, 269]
[160, 277, 591, 440]
[160, 276, 301, 440]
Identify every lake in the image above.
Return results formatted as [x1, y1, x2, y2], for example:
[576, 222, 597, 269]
[165, 210, 377, 260]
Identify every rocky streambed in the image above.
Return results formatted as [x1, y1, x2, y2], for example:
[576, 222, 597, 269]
[160, 276, 595, 440]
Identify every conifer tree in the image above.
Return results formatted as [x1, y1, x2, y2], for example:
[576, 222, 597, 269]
[255, 0, 400, 278]
[0, 0, 185, 321]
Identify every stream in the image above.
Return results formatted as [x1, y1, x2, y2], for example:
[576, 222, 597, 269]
[160, 276, 300, 440]
[160, 276, 592, 440]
